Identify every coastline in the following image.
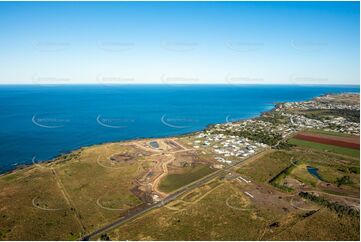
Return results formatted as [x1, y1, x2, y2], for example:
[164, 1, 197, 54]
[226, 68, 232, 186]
[0, 91, 357, 176]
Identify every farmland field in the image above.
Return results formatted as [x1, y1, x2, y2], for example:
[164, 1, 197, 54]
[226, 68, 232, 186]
[293, 132, 359, 149]
[306, 129, 357, 137]
[288, 138, 360, 158]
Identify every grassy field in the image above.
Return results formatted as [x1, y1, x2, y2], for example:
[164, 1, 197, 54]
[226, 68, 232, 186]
[106, 182, 271, 240]
[288, 163, 319, 186]
[104, 180, 359, 241]
[158, 164, 214, 193]
[0, 142, 152, 240]
[306, 129, 356, 137]
[0, 167, 83, 240]
[237, 150, 294, 183]
[288, 138, 360, 158]
[270, 208, 360, 241]
[265, 147, 361, 196]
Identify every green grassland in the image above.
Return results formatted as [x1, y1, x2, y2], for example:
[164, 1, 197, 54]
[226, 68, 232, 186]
[305, 128, 356, 137]
[296, 109, 360, 123]
[288, 163, 319, 186]
[264, 147, 360, 196]
[158, 164, 214, 193]
[288, 138, 360, 158]
[237, 150, 294, 183]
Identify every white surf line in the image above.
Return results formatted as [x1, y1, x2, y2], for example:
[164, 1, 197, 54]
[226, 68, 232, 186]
[239, 176, 251, 183]
[244, 192, 254, 199]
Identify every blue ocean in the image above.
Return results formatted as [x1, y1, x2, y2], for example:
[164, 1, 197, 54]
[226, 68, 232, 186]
[0, 85, 359, 172]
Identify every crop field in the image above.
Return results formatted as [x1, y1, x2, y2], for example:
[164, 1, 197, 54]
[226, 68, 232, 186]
[306, 129, 356, 137]
[294, 132, 359, 149]
[288, 138, 360, 158]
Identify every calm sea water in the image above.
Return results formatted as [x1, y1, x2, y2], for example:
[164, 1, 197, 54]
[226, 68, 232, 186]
[0, 85, 359, 172]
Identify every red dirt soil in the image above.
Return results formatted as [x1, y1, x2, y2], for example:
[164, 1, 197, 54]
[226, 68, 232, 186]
[294, 133, 360, 150]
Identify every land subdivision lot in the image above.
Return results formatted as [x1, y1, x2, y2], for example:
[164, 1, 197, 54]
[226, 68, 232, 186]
[0, 138, 216, 240]
[158, 164, 214, 193]
[103, 149, 359, 241]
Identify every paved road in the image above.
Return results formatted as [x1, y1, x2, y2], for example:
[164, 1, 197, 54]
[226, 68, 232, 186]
[80, 150, 267, 240]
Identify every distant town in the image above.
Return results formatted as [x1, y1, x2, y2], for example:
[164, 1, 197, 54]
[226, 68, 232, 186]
[189, 93, 360, 166]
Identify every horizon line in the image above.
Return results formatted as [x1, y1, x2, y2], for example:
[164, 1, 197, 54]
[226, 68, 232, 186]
[0, 83, 359, 86]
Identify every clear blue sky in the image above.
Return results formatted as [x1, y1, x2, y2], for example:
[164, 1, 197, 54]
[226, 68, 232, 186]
[0, 1, 359, 85]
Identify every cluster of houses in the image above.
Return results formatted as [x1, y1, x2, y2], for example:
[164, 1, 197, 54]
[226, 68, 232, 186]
[188, 94, 359, 166]
[278, 98, 359, 111]
[237, 119, 293, 138]
[192, 131, 267, 165]
[277, 100, 360, 135]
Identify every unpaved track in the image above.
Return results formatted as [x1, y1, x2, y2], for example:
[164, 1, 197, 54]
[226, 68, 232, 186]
[51, 168, 86, 233]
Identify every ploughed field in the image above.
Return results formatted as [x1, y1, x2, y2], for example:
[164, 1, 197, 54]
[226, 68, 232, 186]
[289, 130, 360, 158]
[294, 132, 359, 150]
